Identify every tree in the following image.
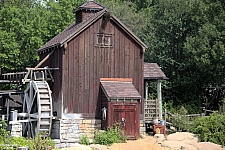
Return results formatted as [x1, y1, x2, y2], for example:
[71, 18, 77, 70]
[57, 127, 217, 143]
[0, 0, 46, 72]
[144, 0, 225, 112]
[0, 0, 85, 73]
[96, 0, 149, 37]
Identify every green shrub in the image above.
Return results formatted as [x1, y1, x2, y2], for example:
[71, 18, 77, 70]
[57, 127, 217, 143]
[11, 136, 29, 147]
[170, 106, 192, 131]
[28, 134, 55, 150]
[94, 123, 126, 146]
[190, 113, 225, 147]
[79, 134, 90, 145]
[0, 120, 10, 145]
[0, 120, 55, 149]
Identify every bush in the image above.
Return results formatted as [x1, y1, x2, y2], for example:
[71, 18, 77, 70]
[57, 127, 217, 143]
[190, 113, 225, 147]
[94, 123, 126, 146]
[28, 134, 55, 150]
[79, 134, 90, 145]
[0, 120, 55, 149]
[11, 136, 29, 147]
[170, 106, 192, 131]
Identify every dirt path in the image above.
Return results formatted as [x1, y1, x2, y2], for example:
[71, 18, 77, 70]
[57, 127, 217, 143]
[104, 136, 165, 150]
[62, 136, 165, 150]
[61, 132, 225, 150]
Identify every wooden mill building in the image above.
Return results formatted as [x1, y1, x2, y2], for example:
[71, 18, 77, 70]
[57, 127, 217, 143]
[36, 0, 166, 141]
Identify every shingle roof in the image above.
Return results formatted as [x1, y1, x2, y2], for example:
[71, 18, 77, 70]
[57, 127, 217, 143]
[101, 81, 141, 100]
[37, 1, 148, 53]
[144, 62, 168, 80]
[37, 9, 107, 52]
[72, 0, 105, 12]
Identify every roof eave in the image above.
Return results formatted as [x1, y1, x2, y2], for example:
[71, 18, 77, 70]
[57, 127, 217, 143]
[108, 97, 141, 100]
[72, 1, 105, 13]
[37, 43, 61, 53]
[61, 9, 107, 45]
[144, 77, 169, 80]
[111, 15, 148, 52]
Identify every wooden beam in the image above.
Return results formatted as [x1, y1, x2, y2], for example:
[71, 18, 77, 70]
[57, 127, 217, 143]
[35, 50, 54, 68]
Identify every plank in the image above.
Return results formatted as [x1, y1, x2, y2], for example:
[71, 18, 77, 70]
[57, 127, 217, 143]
[89, 21, 94, 114]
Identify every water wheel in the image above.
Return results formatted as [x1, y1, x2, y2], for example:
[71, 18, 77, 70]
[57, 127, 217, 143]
[22, 80, 52, 138]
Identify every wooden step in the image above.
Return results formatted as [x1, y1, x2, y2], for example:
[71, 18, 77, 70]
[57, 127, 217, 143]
[38, 89, 49, 93]
[40, 100, 51, 104]
[39, 94, 50, 98]
[39, 129, 50, 132]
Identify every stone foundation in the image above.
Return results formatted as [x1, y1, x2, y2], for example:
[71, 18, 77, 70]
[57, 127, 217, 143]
[9, 114, 147, 148]
[9, 122, 22, 137]
[140, 119, 146, 135]
[51, 114, 101, 148]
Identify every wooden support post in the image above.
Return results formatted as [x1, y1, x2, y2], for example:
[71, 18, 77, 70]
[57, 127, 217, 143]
[164, 109, 166, 124]
[157, 80, 162, 120]
[145, 81, 148, 101]
[6, 97, 9, 122]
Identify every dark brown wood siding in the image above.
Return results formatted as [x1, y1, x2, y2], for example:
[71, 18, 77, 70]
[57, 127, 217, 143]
[39, 48, 63, 104]
[39, 16, 144, 119]
[64, 17, 143, 118]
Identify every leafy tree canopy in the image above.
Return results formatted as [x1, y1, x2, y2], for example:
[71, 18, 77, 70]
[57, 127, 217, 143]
[0, 0, 225, 112]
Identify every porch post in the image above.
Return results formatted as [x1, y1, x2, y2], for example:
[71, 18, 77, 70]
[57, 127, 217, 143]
[157, 80, 162, 120]
[145, 81, 148, 100]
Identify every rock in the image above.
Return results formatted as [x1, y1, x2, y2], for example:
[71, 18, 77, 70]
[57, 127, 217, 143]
[16, 147, 29, 150]
[154, 134, 165, 139]
[167, 132, 196, 141]
[89, 144, 108, 150]
[60, 143, 92, 150]
[192, 142, 224, 150]
[154, 134, 165, 144]
[140, 134, 146, 139]
[161, 141, 197, 150]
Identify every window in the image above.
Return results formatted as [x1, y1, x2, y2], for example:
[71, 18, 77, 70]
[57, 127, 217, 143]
[95, 33, 113, 47]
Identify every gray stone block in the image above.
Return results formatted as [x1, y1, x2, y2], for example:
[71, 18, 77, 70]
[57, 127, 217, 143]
[140, 127, 146, 132]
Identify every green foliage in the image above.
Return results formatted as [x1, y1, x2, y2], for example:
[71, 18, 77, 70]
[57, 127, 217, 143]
[28, 134, 55, 150]
[1, 0, 225, 113]
[79, 134, 90, 145]
[190, 113, 225, 147]
[0, 121, 54, 149]
[0, 120, 10, 145]
[10, 137, 29, 148]
[143, 0, 225, 113]
[94, 123, 127, 146]
[96, 0, 149, 37]
[170, 106, 191, 132]
[0, 120, 28, 149]
[0, 0, 85, 73]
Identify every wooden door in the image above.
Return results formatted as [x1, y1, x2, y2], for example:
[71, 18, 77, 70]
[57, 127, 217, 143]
[112, 103, 139, 139]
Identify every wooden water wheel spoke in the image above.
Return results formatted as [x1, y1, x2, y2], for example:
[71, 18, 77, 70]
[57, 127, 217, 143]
[22, 80, 52, 138]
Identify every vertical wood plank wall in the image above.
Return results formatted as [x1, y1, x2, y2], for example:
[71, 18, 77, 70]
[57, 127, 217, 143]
[39, 17, 144, 119]
[39, 47, 63, 104]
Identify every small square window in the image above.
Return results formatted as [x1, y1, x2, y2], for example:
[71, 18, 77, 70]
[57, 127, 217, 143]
[95, 33, 113, 47]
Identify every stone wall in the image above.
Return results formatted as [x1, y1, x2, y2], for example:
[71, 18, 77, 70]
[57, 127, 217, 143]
[79, 119, 101, 138]
[51, 114, 101, 148]
[140, 119, 146, 135]
[8, 114, 147, 148]
[9, 122, 22, 137]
